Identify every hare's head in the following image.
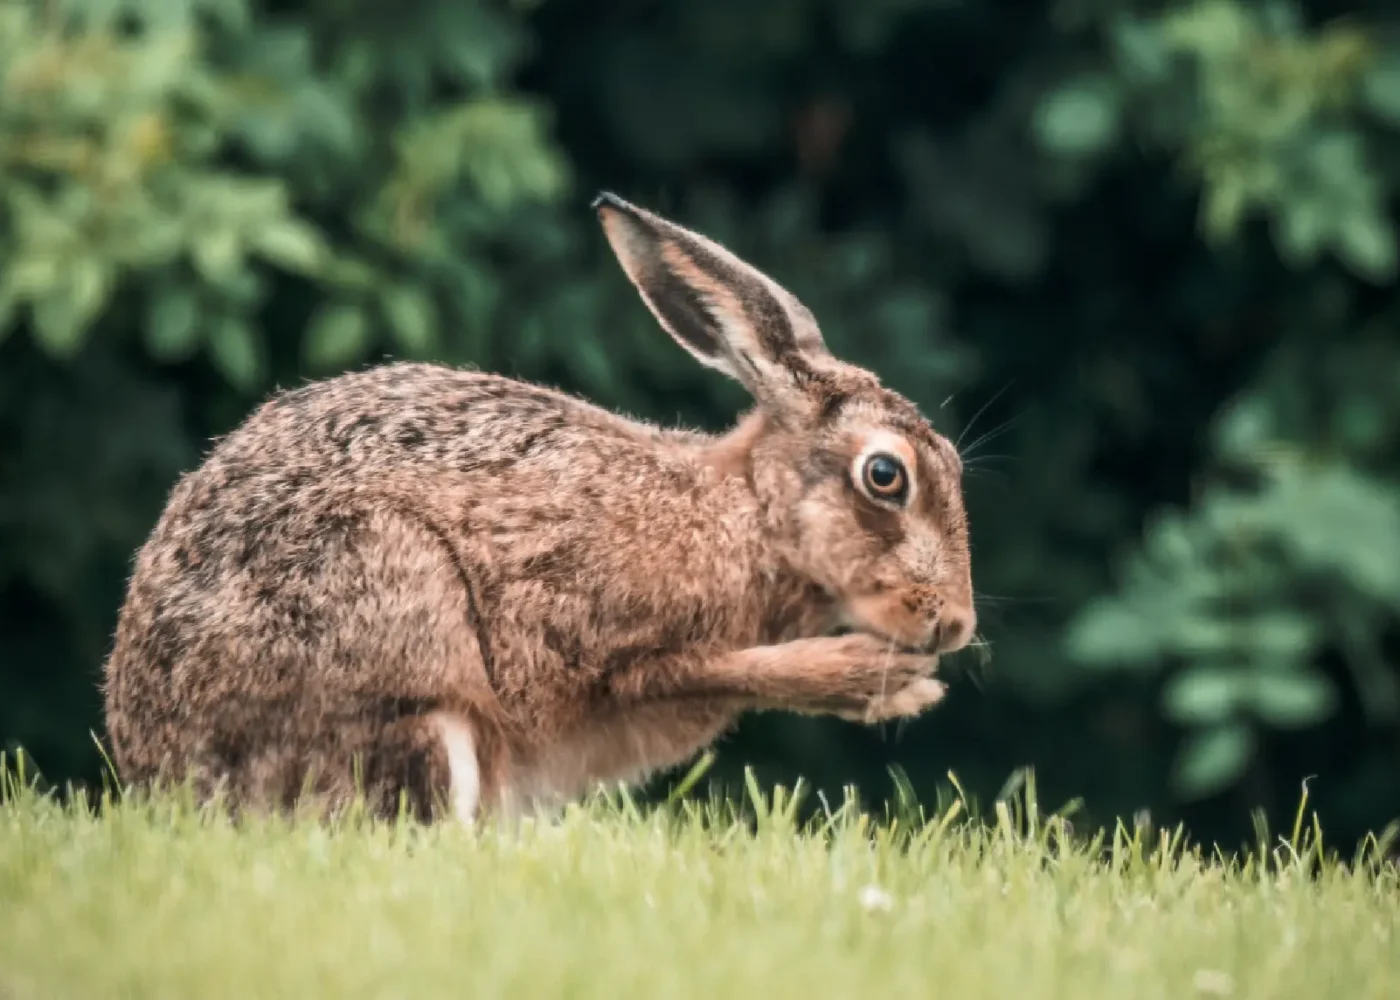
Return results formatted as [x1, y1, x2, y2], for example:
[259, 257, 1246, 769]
[595, 192, 974, 655]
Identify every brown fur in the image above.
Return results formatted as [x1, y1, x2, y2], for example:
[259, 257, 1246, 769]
[101, 192, 975, 822]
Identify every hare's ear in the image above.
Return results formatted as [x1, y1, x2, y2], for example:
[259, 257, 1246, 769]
[594, 191, 832, 412]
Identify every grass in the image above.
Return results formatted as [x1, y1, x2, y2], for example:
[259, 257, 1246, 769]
[1, 755, 1397, 1000]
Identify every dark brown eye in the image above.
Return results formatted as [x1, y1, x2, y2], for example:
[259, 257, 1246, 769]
[861, 453, 908, 503]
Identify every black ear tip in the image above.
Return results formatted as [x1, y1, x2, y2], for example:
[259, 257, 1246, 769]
[591, 190, 629, 214]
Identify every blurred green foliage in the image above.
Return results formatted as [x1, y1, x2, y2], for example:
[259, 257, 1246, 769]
[2, 0, 1398, 845]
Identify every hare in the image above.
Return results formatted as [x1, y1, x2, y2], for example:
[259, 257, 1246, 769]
[101, 192, 975, 824]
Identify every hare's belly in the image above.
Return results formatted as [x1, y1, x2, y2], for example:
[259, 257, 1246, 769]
[498, 701, 738, 818]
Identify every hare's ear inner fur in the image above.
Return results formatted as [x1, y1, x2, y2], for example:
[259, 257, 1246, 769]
[593, 191, 831, 410]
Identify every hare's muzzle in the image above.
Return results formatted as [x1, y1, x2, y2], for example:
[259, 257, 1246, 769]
[930, 606, 975, 655]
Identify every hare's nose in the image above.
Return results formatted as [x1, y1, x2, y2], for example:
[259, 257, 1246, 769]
[933, 605, 975, 654]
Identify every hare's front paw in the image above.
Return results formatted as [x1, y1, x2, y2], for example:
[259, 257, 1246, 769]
[816, 633, 942, 722]
[843, 677, 948, 724]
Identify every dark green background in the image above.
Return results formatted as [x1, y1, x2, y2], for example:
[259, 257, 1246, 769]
[4, 0, 1400, 848]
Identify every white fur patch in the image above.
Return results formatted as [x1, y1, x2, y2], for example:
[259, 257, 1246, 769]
[432, 713, 480, 825]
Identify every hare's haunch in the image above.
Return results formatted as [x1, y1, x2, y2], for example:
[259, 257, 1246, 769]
[102, 193, 975, 823]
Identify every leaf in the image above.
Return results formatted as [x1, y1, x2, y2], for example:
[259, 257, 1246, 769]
[1032, 78, 1121, 158]
[253, 219, 326, 274]
[1270, 465, 1400, 602]
[1064, 600, 1165, 669]
[1249, 671, 1338, 729]
[144, 287, 203, 362]
[1212, 394, 1274, 459]
[1110, 16, 1172, 83]
[1335, 211, 1397, 284]
[406, 99, 568, 208]
[1201, 172, 1248, 243]
[193, 230, 244, 285]
[304, 302, 371, 370]
[381, 285, 437, 357]
[1162, 666, 1241, 724]
[1361, 54, 1400, 126]
[70, 259, 111, 335]
[1275, 202, 1325, 268]
[5, 254, 61, 297]
[31, 259, 110, 359]
[1172, 723, 1254, 799]
[208, 316, 264, 391]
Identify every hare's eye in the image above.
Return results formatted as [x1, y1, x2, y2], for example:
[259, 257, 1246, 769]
[861, 453, 908, 504]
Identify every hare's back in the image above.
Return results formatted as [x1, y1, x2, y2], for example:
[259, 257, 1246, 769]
[215, 362, 643, 482]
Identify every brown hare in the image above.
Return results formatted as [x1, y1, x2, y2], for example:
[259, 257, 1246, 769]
[101, 192, 975, 824]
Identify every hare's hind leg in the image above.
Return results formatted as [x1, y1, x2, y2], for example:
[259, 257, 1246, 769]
[354, 711, 482, 825]
[286, 508, 493, 825]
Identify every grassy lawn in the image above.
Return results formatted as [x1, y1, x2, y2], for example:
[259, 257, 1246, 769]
[2, 761, 1396, 1000]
